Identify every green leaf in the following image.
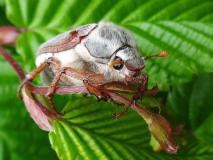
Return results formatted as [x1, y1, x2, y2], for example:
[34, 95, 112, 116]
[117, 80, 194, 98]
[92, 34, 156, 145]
[195, 114, 213, 143]
[49, 95, 213, 160]
[5, 0, 213, 89]
[0, 4, 10, 25]
[0, 0, 5, 6]
[189, 74, 213, 129]
[168, 73, 213, 143]
[49, 97, 154, 160]
[3, 0, 213, 159]
[0, 62, 57, 160]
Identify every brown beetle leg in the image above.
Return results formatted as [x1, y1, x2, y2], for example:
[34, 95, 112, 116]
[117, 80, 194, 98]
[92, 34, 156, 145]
[18, 58, 63, 110]
[63, 67, 105, 84]
[83, 80, 110, 101]
[101, 81, 157, 97]
[132, 74, 148, 103]
[112, 107, 129, 119]
[144, 85, 158, 96]
[82, 80, 131, 118]
[110, 98, 125, 107]
[99, 81, 135, 93]
[110, 97, 130, 119]
[18, 61, 50, 98]
[82, 80, 136, 101]
[46, 69, 65, 108]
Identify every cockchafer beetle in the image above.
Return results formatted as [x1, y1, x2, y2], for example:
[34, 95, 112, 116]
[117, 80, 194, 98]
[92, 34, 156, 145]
[20, 22, 168, 110]
[0, 22, 177, 151]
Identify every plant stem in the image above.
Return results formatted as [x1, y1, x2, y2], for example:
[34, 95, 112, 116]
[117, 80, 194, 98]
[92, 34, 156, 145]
[28, 83, 150, 118]
[0, 46, 25, 81]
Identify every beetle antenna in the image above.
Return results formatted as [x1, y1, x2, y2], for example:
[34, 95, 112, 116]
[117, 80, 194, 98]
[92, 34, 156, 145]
[143, 51, 169, 60]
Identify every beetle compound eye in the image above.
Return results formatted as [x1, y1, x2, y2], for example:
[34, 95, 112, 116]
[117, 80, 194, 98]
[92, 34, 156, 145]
[113, 63, 124, 70]
[111, 56, 124, 70]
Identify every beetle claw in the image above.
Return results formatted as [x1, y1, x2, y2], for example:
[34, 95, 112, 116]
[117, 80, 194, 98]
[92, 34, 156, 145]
[82, 93, 88, 97]
[130, 98, 137, 106]
[96, 94, 109, 102]
[112, 112, 119, 119]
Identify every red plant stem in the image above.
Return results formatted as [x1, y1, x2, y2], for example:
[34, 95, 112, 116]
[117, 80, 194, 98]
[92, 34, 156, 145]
[0, 46, 25, 81]
[29, 84, 88, 95]
[28, 83, 150, 118]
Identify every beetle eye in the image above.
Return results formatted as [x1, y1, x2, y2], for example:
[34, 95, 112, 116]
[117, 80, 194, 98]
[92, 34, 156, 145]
[112, 56, 124, 70]
[113, 63, 124, 70]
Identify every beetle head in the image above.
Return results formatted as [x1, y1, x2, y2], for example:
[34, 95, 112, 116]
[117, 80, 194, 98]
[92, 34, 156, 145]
[107, 44, 145, 80]
[83, 22, 145, 82]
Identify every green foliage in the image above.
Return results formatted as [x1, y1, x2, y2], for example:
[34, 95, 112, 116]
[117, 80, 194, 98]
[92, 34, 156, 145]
[0, 0, 213, 159]
[168, 74, 213, 143]
[0, 62, 57, 160]
[49, 95, 213, 160]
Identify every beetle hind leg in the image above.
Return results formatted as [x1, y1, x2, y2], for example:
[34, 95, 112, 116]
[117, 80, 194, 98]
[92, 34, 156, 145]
[18, 57, 64, 111]
[18, 61, 50, 98]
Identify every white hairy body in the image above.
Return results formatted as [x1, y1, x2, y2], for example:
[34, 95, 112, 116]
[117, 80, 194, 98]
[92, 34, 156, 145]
[35, 22, 144, 86]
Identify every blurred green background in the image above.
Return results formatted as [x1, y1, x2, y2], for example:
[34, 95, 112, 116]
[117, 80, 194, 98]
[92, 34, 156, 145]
[0, 0, 213, 159]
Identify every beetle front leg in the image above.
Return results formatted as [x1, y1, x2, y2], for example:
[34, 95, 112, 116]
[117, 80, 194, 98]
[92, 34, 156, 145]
[145, 85, 158, 96]
[131, 75, 158, 103]
[61, 67, 109, 100]
[83, 80, 110, 101]
[132, 74, 148, 103]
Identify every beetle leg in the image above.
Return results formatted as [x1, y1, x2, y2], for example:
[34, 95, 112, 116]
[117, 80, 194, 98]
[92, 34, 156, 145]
[18, 61, 50, 98]
[18, 58, 61, 97]
[100, 81, 158, 96]
[109, 98, 131, 119]
[144, 85, 158, 96]
[84, 81, 133, 118]
[110, 98, 125, 107]
[99, 81, 135, 93]
[112, 107, 129, 119]
[45, 68, 65, 109]
[82, 81, 133, 118]
[83, 80, 130, 118]
[83, 80, 110, 101]
[132, 74, 148, 103]
[62, 67, 105, 84]
[82, 80, 134, 102]
[131, 76, 158, 104]
[18, 57, 63, 109]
